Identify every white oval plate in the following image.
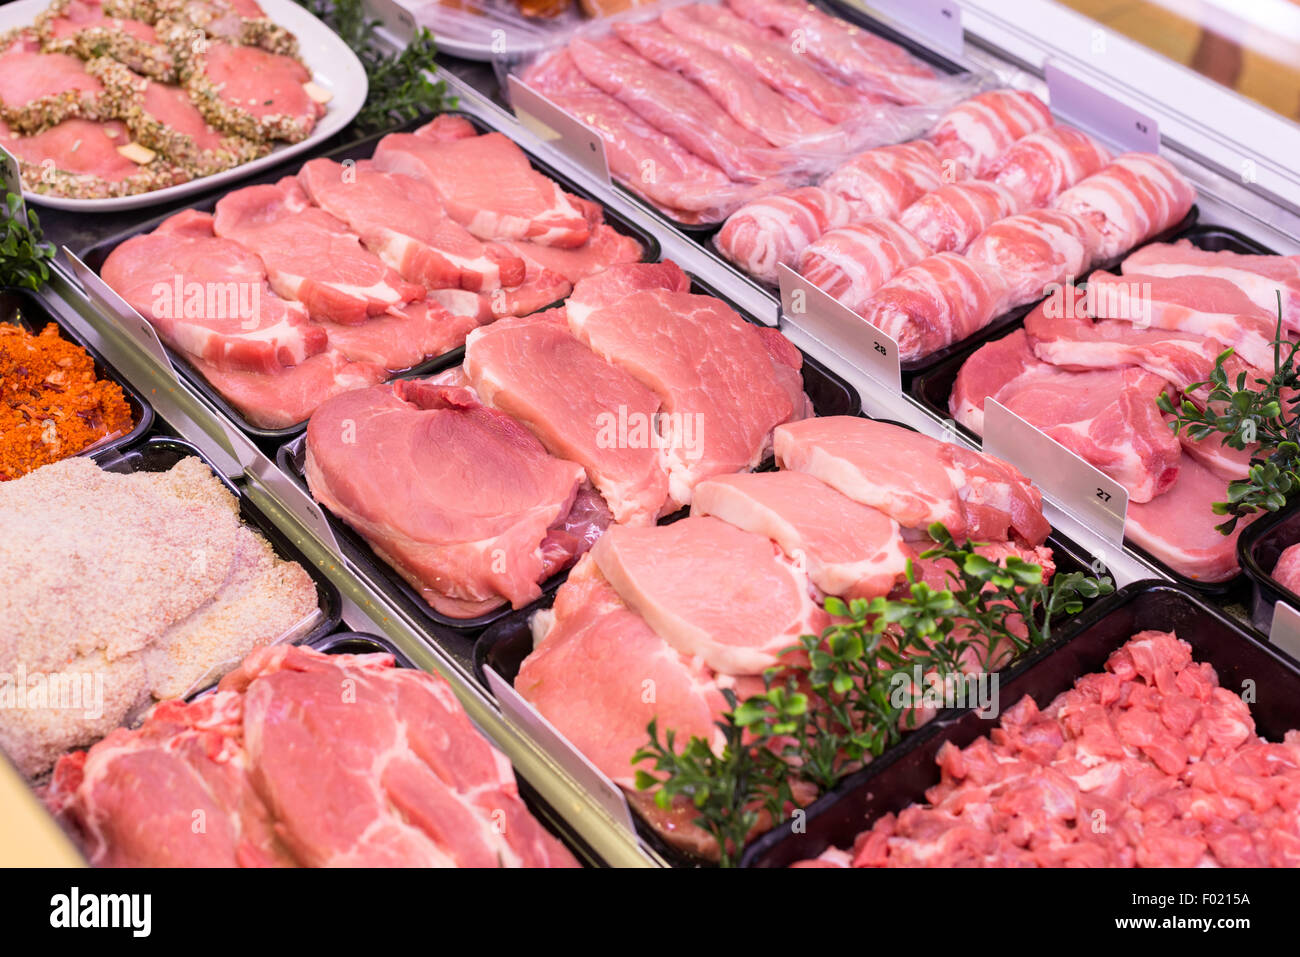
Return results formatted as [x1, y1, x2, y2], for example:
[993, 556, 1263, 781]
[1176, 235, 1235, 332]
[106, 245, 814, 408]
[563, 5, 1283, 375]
[1, 0, 367, 212]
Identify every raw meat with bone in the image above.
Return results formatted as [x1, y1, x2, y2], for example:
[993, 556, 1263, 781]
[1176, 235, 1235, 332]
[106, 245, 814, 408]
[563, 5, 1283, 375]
[798, 219, 932, 313]
[1053, 153, 1196, 261]
[716, 187, 852, 285]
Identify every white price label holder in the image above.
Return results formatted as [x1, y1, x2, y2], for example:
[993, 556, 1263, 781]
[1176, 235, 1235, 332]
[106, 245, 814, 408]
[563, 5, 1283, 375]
[867, 0, 963, 59]
[1269, 600, 1300, 663]
[983, 399, 1129, 547]
[247, 456, 342, 556]
[1045, 61, 1160, 154]
[64, 247, 174, 374]
[778, 264, 902, 394]
[485, 666, 636, 836]
[507, 75, 611, 185]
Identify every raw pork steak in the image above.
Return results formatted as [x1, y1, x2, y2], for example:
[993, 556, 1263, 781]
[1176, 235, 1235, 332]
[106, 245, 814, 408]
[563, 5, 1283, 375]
[592, 516, 830, 674]
[304, 378, 590, 618]
[692, 470, 909, 599]
[186, 41, 323, 142]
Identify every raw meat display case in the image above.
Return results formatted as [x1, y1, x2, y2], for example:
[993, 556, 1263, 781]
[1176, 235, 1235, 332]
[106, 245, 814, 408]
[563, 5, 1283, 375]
[12, 0, 1300, 870]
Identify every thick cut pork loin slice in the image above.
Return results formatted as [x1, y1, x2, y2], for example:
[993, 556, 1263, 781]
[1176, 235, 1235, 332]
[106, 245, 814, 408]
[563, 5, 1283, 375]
[692, 471, 908, 599]
[592, 516, 830, 674]
[304, 379, 590, 617]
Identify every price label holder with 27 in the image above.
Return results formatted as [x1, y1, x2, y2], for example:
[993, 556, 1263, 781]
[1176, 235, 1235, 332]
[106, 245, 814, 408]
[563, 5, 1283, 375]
[484, 666, 637, 836]
[982, 398, 1129, 546]
[778, 264, 902, 394]
[507, 75, 611, 185]
[867, 0, 963, 59]
[1270, 600, 1300, 663]
[1044, 61, 1160, 154]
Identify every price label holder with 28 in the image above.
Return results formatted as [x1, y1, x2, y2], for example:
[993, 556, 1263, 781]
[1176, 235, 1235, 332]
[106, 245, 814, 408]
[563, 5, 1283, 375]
[982, 398, 1129, 546]
[507, 75, 611, 186]
[1045, 61, 1160, 154]
[778, 264, 902, 394]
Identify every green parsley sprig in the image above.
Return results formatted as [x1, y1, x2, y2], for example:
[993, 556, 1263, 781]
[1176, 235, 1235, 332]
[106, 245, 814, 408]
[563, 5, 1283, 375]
[0, 193, 56, 291]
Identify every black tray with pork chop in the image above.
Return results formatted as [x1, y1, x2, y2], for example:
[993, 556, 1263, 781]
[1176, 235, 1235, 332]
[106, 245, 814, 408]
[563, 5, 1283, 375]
[740, 581, 1300, 867]
[78, 110, 661, 444]
[275, 265, 863, 647]
[472, 409, 1105, 867]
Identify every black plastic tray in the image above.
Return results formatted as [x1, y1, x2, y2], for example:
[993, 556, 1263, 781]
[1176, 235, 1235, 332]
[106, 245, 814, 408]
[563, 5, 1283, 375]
[307, 629, 605, 867]
[77, 111, 661, 443]
[909, 221, 1263, 596]
[472, 413, 1107, 867]
[741, 579, 1300, 867]
[1, 287, 154, 468]
[92, 435, 343, 662]
[1237, 501, 1300, 636]
[276, 275, 862, 639]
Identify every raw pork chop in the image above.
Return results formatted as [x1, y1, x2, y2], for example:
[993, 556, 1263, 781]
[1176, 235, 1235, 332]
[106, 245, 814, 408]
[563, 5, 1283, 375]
[658, 3, 863, 123]
[212, 177, 423, 325]
[567, 34, 786, 183]
[949, 329, 1181, 502]
[692, 470, 908, 599]
[728, 0, 944, 106]
[184, 41, 323, 142]
[304, 379, 589, 617]
[965, 208, 1101, 306]
[798, 219, 932, 312]
[775, 416, 1050, 544]
[897, 180, 1021, 255]
[464, 311, 671, 525]
[565, 264, 806, 503]
[517, 554, 728, 788]
[929, 89, 1053, 178]
[986, 125, 1112, 207]
[372, 115, 593, 247]
[316, 299, 477, 370]
[858, 252, 1009, 360]
[497, 224, 642, 285]
[1123, 239, 1300, 333]
[717, 187, 852, 284]
[192, 348, 387, 429]
[298, 158, 526, 292]
[1054, 153, 1196, 261]
[1126, 453, 1252, 581]
[820, 141, 946, 221]
[100, 209, 325, 375]
[592, 516, 830, 674]
[613, 19, 834, 149]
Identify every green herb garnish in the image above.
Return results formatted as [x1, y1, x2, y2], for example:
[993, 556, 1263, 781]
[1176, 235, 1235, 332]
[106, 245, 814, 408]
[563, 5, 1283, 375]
[633, 523, 1113, 866]
[0, 193, 56, 291]
[295, 0, 455, 134]
[1157, 293, 1299, 534]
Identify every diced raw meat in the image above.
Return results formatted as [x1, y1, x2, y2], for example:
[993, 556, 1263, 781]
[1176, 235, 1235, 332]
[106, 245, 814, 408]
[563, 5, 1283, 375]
[658, 3, 864, 123]
[987, 125, 1112, 207]
[0, 35, 105, 130]
[1272, 544, 1300, 596]
[821, 140, 946, 220]
[929, 89, 1053, 178]
[568, 34, 786, 183]
[304, 379, 589, 617]
[775, 415, 1050, 544]
[298, 158, 526, 292]
[716, 187, 852, 285]
[592, 515, 829, 674]
[100, 208, 325, 375]
[1053, 153, 1196, 261]
[965, 208, 1101, 306]
[517, 554, 728, 788]
[897, 180, 1021, 254]
[798, 219, 932, 312]
[212, 178, 424, 325]
[1087, 269, 1281, 369]
[727, 0, 945, 106]
[692, 470, 908, 599]
[192, 348, 387, 429]
[1126, 453, 1251, 581]
[613, 19, 834, 149]
[949, 329, 1181, 502]
[858, 252, 1009, 360]
[185, 41, 323, 142]
[464, 312, 671, 525]
[521, 49, 775, 222]
[565, 264, 805, 503]
[372, 115, 594, 247]
[1123, 239, 1300, 333]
